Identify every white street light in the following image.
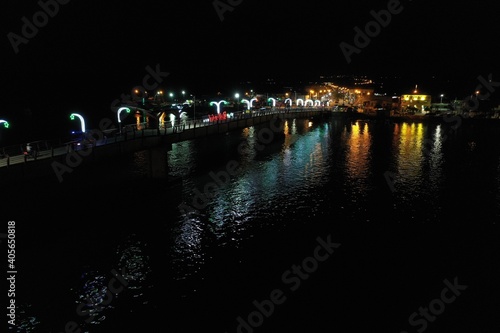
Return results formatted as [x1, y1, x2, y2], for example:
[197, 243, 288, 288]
[70, 113, 86, 133]
[241, 99, 250, 110]
[268, 97, 276, 107]
[235, 93, 240, 111]
[440, 94, 444, 103]
[0, 119, 9, 128]
[190, 94, 196, 121]
[117, 107, 131, 134]
[209, 100, 227, 114]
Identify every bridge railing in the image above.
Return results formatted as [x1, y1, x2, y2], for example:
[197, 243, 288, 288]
[0, 106, 331, 168]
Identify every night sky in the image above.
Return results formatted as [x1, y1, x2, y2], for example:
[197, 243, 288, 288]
[2, 0, 500, 142]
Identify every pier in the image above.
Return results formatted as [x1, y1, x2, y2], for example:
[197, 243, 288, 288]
[0, 107, 332, 182]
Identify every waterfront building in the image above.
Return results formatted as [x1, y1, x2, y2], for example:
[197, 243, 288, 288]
[400, 85, 432, 114]
[361, 93, 398, 116]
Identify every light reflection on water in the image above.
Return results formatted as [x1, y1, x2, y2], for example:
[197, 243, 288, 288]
[70, 234, 152, 330]
[18, 116, 500, 331]
[169, 119, 333, 280]
[166, 117, 500, 282]
[12, 304, 40, 332]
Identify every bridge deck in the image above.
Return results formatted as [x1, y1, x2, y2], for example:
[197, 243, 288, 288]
[0, 108, 336, 170]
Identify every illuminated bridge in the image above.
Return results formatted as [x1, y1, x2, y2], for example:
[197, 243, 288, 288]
[0, 107, 335, 182]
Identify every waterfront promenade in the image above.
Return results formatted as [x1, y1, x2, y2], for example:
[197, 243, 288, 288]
[0, 108, 331, 168]
[0, 107, 332, 183]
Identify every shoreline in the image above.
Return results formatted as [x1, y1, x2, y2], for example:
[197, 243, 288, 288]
[342, 112, 500, 123]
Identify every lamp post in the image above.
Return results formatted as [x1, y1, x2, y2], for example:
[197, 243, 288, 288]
[440, 94, 444, 104]
[0, 120, 8, 149]
[235, 93, 240, 111]
[241, 99, 250, 110]
[250, 98, 257, 109]
[0, 119, 9, 129]
[209, 100, 227, 114]
[117, 107, 131, 134]
[190, 94, 196, 121]
[155, 90, 164, 103]
[268, 97, 276, 108]
[70, 113, 86, 134]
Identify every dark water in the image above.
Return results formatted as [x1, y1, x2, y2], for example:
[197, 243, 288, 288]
[5, 115, 500, 332]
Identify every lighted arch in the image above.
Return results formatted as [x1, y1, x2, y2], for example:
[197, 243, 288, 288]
[296, 98, 304, 106]
[0, 119, 9, 128]
[241, 99, 251, 110]
[70, 113, 86, 133]
[314, 100, 321, 106]
[210, 100, 227, 114]
[284, 98, 292, 106]
[268, 97, 276, 107]
[250, 98, 258, 108]
[305, 99, 314, 106]
[117, 107, 131, 124]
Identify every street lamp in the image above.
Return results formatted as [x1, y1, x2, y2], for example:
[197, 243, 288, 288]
[241, 99, 250, 110]
[0, 119, 9, 128]
[70, 113, 86, 133]
[117, 107, 131, 134]
[190, 94, 196, 121]
[134, 88, 147, 105]
[169, 92, 174, 103]
[155, 90, 164, 102]
[235, 93, 240, 111]
[440, 94, 444, 103]
[182, 90, 185, 102]
[268, 97, 276, 108]
[209, 100, 227, 114]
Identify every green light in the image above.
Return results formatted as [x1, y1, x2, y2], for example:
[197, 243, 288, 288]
[70, 113, 86, 133]
[117, 107, 131, 123]
[4, 122, 9, 128]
